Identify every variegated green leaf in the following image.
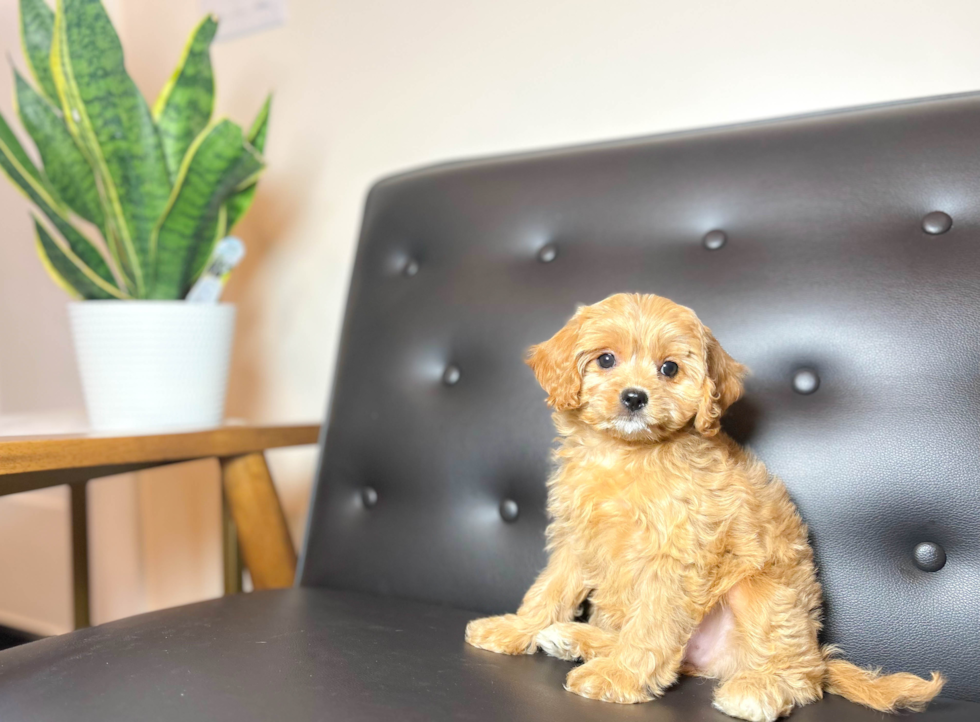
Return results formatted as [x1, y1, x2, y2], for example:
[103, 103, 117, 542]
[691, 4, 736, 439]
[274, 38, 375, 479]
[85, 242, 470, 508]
[153, 15, 218, 182]
[52, 0, 171, 297]
[0, 108, 122, 297]
[249, 96, 271, 149]
[14, 68, 103, 230]
[225, 93, 270, 231]
[0, 101, 44, 187]
[149, 119, 264, 299]
[19, 0, 58, 103]
[34, 215, 119, 299]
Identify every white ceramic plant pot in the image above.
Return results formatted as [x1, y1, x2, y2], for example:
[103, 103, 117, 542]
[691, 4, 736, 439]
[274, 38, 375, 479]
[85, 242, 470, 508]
[68, 301, 236, 432]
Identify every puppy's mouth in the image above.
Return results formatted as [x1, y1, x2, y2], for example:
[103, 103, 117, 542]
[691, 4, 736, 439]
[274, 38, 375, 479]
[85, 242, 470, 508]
[609, 412, 653, 438]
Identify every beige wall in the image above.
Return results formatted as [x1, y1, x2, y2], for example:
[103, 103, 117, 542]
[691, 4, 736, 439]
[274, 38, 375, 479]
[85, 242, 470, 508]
[3, 0, 980, 632]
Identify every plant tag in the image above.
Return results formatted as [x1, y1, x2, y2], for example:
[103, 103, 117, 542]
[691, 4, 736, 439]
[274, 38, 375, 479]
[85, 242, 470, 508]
[186, 237, 246, 303]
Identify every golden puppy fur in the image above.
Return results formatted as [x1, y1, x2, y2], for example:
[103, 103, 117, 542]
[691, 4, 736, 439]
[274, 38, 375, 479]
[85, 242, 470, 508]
[465, 293, 944, 721]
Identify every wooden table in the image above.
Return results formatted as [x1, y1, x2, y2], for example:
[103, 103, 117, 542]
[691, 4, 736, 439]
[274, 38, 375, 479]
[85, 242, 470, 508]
[0, 423, 321, 629]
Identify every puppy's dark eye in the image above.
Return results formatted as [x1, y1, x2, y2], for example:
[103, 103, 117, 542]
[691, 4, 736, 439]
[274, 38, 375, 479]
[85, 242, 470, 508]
[660, 361, 679, 377]
[597, 353, 616, 369]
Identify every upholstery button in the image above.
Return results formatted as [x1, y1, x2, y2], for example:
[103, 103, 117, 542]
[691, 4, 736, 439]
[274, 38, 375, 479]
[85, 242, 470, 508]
[792, 368, 820, 395]
[499, 499, 519, 522]
[913, 542, 946, 572]
[361, 486, 378, 508]
[442, 365, 461, 386]
[921, 211, 952, 235]
[538, 243, 558, 263]
[703, 230, 727, 250]
[403, 259, 420, 277]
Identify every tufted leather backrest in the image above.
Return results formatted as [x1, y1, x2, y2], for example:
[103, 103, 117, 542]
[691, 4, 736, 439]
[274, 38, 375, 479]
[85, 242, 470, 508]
[299, 95, 980, 700]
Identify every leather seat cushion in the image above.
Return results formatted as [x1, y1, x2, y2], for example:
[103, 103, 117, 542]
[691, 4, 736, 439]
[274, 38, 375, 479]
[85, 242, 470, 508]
[0, 589, 974, 721]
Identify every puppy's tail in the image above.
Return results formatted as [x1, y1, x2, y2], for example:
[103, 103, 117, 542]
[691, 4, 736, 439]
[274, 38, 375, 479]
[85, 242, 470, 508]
[822, 646, 945, 713]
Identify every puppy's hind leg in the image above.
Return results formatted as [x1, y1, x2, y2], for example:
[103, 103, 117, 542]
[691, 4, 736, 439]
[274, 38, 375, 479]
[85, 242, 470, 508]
[712, 576, 825, 722]
[536, 622, 617, 662]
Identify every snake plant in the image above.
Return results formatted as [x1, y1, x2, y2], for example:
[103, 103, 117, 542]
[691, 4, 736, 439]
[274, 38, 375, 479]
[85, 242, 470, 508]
[0, 0, 269, 300]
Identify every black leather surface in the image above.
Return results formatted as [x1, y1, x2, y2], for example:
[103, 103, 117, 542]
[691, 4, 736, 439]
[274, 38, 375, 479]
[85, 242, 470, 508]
[300, 94, 980, 701]
[0, 589, 975, 722]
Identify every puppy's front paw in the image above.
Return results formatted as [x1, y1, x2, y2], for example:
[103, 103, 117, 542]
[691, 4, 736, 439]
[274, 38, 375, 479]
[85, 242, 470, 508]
[465, 614, 536, 655]
[564, 657, 653, 704]
[536, 622, 616, 662]
[536, 624, 581, 661]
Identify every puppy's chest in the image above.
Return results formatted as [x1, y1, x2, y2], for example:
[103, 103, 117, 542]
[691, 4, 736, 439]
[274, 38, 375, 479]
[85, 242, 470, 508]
[552, 464, 702, 573]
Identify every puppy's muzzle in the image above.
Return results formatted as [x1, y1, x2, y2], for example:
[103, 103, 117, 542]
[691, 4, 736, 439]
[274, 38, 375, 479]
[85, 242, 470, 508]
[620, 388, 648, 412]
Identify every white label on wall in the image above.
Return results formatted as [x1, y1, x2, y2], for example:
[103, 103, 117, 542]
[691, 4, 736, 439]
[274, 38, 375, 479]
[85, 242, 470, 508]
[199, 0, 287, 42]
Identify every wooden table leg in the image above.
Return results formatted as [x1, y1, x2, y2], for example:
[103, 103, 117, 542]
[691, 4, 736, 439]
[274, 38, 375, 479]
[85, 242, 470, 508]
[222, 491, 244, 594]
[69, 482, 90, 628]
[219, 453, 296, 589]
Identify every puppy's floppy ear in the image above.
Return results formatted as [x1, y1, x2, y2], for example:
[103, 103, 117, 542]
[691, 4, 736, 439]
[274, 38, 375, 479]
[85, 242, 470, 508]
[526, 311, 586, 411]
[694, 327, 747, 437]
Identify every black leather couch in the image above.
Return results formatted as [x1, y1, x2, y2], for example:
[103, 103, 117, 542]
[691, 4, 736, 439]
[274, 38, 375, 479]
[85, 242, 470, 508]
[1, 94, 978, 721]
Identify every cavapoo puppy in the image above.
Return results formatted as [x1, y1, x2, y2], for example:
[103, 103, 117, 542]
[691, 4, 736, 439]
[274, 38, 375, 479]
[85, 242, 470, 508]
[465, 293, 943, 721]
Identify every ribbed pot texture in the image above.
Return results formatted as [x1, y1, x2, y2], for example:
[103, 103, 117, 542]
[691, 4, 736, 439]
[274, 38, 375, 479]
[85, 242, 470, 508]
[68, 302, 235, 431]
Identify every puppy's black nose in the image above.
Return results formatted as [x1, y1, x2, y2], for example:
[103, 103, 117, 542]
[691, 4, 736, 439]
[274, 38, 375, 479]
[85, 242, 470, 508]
[620, 388, 648, 412]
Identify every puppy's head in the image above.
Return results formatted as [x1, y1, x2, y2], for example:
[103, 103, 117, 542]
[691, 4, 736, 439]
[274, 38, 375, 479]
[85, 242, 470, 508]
[526, 294, 746, 441]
